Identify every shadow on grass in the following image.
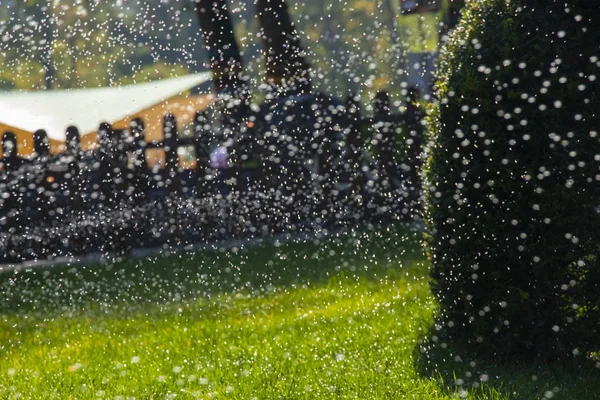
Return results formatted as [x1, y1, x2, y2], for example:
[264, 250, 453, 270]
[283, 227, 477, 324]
[0, 224, 425, 316]
[414, 327, 600, 399]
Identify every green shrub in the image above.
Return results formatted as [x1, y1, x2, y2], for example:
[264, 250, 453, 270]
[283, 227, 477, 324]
[424, 0, 600, 360]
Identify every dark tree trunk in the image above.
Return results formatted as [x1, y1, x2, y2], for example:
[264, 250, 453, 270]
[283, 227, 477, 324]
[194, 0, 246, 97]
[256, 0, 311, 93]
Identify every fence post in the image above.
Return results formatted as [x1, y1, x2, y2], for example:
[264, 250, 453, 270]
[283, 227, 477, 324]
[65, 125, 81, 155]
[1, 132, 21, 172]
[130, 118, 147, 200]
[373, 91, 396, 185]
[163, 113, 179, 182]
[194, 110, 212, 194]
[403, 87, 423, 209]
[0, 131, 22, 263]
[21, 129, 52, 259]
[33, 129, 50, 158]
[344, 94, 367, 218]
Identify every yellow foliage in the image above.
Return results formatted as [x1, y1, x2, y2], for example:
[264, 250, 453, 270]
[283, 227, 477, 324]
[354, 0, 376, 15]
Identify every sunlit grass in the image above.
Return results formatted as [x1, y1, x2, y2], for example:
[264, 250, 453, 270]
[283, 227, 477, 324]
[0, 228, 598, 399]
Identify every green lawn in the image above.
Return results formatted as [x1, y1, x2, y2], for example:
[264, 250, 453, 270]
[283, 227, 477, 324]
[1, 228, 598, 399]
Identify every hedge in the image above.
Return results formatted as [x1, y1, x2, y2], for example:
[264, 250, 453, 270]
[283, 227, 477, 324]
[424, 0, 599, 360]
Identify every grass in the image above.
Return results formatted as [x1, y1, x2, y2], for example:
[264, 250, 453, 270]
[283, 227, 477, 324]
[0, 227, 599, 399]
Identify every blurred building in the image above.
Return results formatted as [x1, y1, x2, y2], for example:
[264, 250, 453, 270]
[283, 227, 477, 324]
[0, 73, 213, 158]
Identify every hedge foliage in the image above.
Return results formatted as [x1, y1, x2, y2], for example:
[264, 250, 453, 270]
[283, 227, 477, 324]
[424, 0, 599, 359]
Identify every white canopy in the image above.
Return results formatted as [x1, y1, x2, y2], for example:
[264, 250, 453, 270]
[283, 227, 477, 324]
[0, 72, 212, 141]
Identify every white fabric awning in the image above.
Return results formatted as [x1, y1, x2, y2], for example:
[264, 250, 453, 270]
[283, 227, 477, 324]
[0, 72, 212, 141]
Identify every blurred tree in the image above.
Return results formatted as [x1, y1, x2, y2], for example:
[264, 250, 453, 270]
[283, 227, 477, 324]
[0, 0, 446, 104]
[0, 0, 203, 89]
